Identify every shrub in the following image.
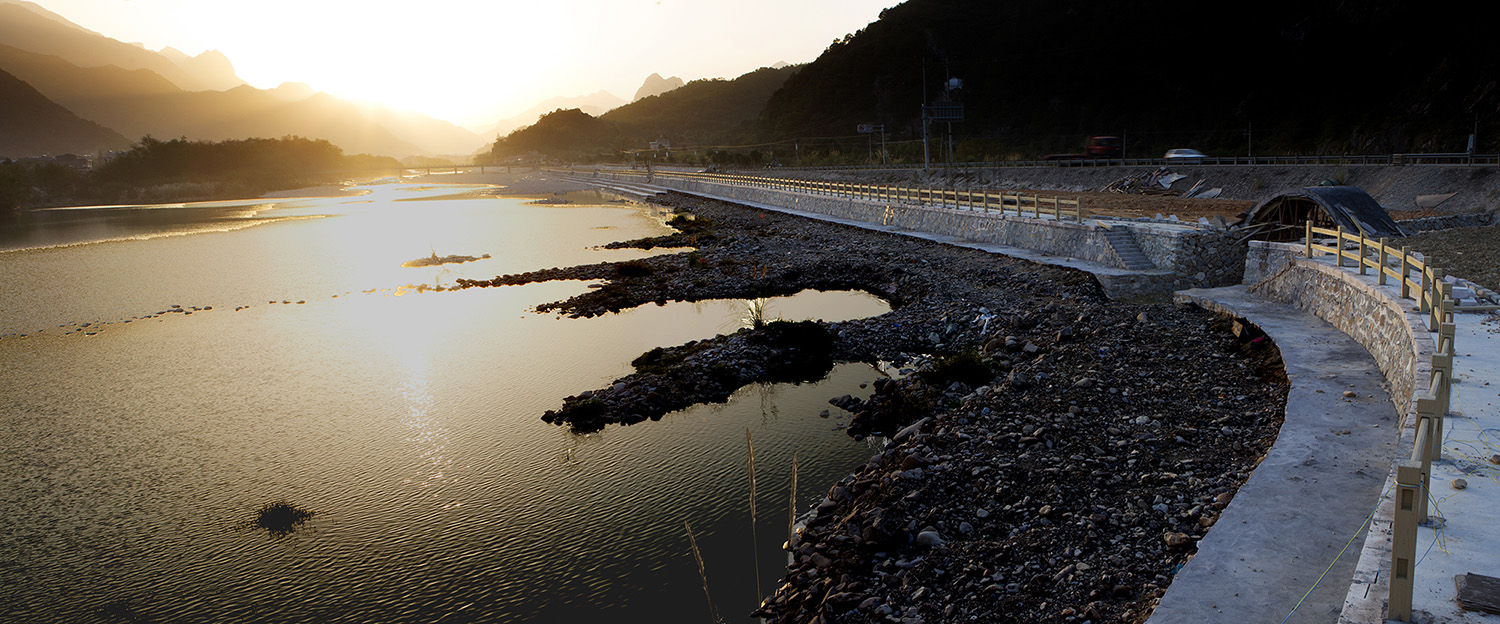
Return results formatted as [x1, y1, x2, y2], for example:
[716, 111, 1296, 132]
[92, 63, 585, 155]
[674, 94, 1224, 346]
[921, 349, 995, 388]
[255, 501, 314, 535]
[615, 260, 654, 277]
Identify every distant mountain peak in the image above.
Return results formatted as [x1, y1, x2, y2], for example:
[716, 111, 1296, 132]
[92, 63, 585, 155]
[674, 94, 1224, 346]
[481, 90, 627, 137]
[0, 1, 212, 91]
[272, 82, 316, 101]
[178, 48, 243, 91]
[633, 73, 684, 102]
[158, 46, 190, 64]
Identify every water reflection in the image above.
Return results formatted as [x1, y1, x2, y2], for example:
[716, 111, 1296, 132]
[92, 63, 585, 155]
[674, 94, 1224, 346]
[0, 185, 893, 623]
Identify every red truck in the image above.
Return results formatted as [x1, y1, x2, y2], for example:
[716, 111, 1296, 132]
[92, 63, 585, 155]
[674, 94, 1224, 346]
[1043, 136, 1124, 160]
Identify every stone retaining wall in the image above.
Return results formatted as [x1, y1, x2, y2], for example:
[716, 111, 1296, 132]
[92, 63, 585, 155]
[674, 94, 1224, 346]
[1243, 241, 1433, 420]
[1133, 227, 1246, 290]
[645, 175, 1247, 298]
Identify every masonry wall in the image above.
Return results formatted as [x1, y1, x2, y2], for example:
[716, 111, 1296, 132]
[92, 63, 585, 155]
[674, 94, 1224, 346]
[1133, 228, 1246, 290]
[1243, 241, 1433, 419]
[643, 175, 1247, 299]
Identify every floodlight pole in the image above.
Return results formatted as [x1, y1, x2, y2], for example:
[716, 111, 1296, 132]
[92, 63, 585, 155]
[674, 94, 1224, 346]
[923, 116, 930, 170]
[922, 62, 930, 170]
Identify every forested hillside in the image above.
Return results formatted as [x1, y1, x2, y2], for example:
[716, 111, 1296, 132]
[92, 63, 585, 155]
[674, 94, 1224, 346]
[485, 65, 798, 162]
[1, 136, 400, 210]
[757, 0, 1500, 158]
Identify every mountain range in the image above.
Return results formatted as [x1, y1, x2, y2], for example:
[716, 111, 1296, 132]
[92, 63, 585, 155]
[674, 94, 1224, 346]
[755, 0, 1500, 157]
[1, 66, 130, 156]
[486, 64, 799, 161]
[484, 0, 1500, 163]
[0, 0, 721, 161]
[0, 0, 486, 159]
[480, 90, 629, 141]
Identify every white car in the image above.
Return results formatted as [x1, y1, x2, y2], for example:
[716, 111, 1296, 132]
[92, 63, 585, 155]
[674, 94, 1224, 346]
[1164, 148, 1207, 159]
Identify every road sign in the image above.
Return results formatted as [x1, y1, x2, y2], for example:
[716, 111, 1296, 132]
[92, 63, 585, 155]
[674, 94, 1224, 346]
[923, 103, 964, 122]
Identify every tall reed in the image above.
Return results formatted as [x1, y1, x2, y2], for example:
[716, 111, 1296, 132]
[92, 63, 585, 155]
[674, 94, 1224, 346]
[788, 451, 799, 549]
[746, 428, 761, 599]
[685, 520, 721, 623]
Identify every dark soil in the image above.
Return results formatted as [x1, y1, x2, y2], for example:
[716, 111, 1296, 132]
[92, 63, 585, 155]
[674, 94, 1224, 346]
[1399, 222, 1500, 293]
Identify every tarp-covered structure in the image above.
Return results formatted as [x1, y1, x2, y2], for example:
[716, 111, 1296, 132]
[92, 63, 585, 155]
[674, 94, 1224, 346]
[1236, 186, 1406, 241]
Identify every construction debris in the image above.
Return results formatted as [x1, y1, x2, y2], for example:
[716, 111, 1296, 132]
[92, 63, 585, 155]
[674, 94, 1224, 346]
[1456, 573, 1500, 615]
[1102, 167, 1221, 198]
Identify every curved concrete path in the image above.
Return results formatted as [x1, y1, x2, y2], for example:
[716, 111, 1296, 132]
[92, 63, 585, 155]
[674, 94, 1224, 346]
[1156, 286, 1401, 623]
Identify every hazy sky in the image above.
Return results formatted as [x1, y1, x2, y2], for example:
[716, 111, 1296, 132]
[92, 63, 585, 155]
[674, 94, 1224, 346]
[29, 0, 902, 129]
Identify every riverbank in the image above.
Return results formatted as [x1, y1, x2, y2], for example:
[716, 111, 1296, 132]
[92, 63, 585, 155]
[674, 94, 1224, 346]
[788, 162, 1500, 220]
[454, 189, 1290, 622]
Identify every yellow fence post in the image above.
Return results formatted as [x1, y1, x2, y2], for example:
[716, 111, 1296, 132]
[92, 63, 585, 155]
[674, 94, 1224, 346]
[1428, 268, 1442, 331]
[1389, 461, 1423, 622]
[1398, 246, 1410, 299]
[1378, 238, 1389, 285]
[1438, 319, 1455, 417]
[1335, 226, 1346, 267]
[1358, 229, 1368, 275]
[1415, 408, 1437, 520]
[1420, 265, 1432, 317]
[1442, 283, 1455, 324]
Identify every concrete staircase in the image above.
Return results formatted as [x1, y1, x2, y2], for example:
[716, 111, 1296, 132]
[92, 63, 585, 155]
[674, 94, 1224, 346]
[1101, 228, 1157, 270]
[561, 175, 665, 198]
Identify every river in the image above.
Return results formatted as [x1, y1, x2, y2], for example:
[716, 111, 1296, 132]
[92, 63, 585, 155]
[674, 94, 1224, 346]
[0, 181, 891, 623]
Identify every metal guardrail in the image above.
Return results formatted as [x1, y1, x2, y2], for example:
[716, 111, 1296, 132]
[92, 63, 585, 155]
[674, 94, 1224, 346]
[1303, 223, 1456, 622]
[413, 152, 1500, 177]
[743, 152, 1500, 172]
[592, 168, 1088, 223]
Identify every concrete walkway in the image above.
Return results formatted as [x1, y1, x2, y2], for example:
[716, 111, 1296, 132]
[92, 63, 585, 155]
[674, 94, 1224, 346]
[1401, 308, 1500, 623]
[1155, 286, 1400, 623]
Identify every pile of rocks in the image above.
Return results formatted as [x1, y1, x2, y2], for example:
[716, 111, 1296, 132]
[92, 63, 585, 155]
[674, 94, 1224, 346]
[759, 306, 1287, 624]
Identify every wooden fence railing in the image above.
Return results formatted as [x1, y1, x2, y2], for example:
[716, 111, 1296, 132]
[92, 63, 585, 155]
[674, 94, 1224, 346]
[598, 169, 1088, 223]
[1303, 223, 1456, 622]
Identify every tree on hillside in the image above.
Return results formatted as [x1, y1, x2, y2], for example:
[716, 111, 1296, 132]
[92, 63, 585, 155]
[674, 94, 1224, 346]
[486, 109, 620, 162]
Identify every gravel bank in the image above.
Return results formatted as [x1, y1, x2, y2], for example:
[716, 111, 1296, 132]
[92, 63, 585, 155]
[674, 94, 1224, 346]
[454, 191, 1289, 622]
[1397, 222, 1500, 292]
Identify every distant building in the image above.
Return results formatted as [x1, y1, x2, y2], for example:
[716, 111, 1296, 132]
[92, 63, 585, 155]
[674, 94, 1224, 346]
[51, 153, 90, 172]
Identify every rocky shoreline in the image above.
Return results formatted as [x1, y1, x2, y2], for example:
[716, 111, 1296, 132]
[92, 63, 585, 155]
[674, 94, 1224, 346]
[453, 191, 1289, 622]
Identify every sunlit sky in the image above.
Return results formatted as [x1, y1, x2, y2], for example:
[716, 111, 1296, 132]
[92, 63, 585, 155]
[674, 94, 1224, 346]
[29, 0, 902, 130]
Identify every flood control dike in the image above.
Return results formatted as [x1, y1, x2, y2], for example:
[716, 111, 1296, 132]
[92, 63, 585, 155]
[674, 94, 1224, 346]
[616, 171, 1252, 302]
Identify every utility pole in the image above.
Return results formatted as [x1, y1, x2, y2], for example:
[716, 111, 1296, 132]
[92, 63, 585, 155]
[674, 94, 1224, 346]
[922, 62, 930, 170]
[947, 122, 954, 167]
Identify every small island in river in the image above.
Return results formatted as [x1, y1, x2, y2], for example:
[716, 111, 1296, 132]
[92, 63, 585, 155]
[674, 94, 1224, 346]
[401, 251, 492, 268]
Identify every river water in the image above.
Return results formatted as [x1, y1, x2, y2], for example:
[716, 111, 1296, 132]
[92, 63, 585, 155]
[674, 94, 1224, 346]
[0, 182, 891, 623]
